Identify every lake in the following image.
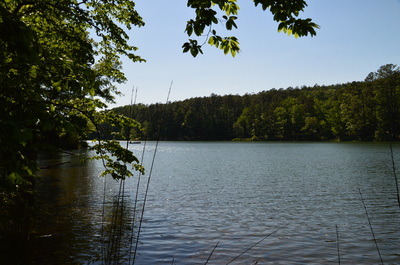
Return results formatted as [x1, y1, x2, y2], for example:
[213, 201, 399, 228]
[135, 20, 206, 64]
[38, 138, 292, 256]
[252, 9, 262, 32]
[7, 142, 400, 264]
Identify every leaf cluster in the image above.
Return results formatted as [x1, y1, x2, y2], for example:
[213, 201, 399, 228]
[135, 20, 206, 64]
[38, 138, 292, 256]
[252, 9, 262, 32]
[87, 139, 144, 180]
[1, 0, 145, 191]
[183, 0, 319, 56]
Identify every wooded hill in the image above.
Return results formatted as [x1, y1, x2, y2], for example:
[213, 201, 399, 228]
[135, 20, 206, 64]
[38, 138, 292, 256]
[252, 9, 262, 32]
[113, 64, 400, 141]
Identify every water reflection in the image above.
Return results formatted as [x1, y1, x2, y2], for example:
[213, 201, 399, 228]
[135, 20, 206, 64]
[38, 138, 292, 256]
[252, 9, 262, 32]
[31, 150, 105, 264]
[0, 149, 141, 264]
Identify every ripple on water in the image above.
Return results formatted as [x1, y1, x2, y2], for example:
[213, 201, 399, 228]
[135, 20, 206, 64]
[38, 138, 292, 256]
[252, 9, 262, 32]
[25, 142, 400, 264]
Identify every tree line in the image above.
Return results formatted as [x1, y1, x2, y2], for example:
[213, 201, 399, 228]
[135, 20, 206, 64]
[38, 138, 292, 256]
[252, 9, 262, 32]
[113, 64, 400, 142]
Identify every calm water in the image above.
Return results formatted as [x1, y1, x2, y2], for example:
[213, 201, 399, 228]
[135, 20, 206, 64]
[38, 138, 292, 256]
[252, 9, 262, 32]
[13, 142, 400, 264]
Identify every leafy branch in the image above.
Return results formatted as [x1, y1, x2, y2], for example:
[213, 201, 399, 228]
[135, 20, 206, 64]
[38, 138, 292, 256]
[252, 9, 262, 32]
[183, 0, 319, 57]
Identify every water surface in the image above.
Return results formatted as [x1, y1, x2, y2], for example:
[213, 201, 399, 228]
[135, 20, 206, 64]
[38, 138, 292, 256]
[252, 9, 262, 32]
[11, 142, 400, 264]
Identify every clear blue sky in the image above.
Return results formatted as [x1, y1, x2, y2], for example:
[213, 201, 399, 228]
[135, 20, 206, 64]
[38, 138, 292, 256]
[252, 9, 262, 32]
[110, 0, 400, 107]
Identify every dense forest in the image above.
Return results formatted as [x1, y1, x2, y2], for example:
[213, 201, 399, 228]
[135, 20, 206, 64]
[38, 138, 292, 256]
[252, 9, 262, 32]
[113, 64, 400, 142]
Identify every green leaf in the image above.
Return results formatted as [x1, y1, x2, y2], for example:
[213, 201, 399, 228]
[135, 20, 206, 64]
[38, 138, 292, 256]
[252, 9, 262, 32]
[182, 43, 190, 53]
[191, 47, 199, 57]
[185, 22, 194, 36]
[89, 88, 95, 97]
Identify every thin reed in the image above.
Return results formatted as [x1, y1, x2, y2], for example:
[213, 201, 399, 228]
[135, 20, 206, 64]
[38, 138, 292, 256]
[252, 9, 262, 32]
[204, 241, 219, 264]
[358, 188, 384, 265]
[389, 144, 400, 209]
[336, 224, 340, 265]
[225, 225, 284, 264]
[132, 81, 173, 264]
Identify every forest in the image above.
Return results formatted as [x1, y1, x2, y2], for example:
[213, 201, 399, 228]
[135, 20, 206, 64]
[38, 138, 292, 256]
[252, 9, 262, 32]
[113, 64, 400, 142]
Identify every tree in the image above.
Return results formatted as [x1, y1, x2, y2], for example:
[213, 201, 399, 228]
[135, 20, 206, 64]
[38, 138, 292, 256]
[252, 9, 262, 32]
[0, 1, 147, 236]
[1, 0, 148, 185]
[233, 106, 259, 139]
[370, 64, 400, 140]
[338, 82, 376, 140]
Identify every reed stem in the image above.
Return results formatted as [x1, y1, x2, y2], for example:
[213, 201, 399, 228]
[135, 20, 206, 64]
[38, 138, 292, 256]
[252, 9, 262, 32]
[389, 144, 400, 209]
[336, 224, 340, 265]
[226, 225, 284, 264]
[358, 188, 383, 265]
[204, 241, 219, 264]
[132, 81, 173, 264]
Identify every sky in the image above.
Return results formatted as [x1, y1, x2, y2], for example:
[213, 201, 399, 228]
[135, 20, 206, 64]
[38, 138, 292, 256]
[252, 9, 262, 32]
[110, 0, 400, 107]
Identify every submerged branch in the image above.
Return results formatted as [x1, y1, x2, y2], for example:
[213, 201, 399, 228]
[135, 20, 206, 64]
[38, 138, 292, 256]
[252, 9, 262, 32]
[40, 161, 70, 169]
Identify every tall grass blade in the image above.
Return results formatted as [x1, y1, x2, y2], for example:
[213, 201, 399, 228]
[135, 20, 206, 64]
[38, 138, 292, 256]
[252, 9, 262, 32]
[226, 225, 284, 264]
[336, 224, 340, 265]
[204, 241, 219, 265]
[132, 81, 173, 264]
[358, 188, 383, 265]
[390, 144, 400, 209]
